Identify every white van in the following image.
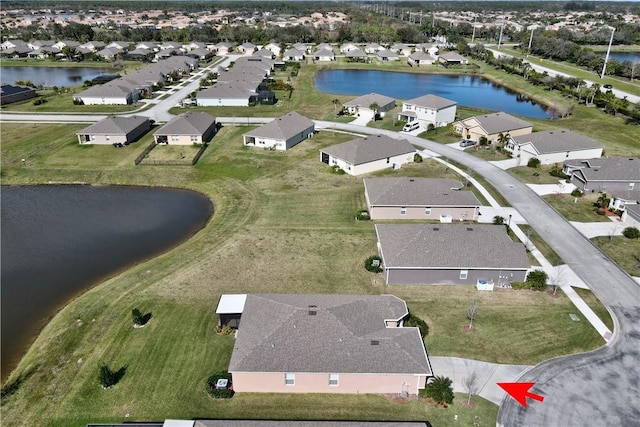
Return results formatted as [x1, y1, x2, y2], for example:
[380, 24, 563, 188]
[403, 122, 420, 132]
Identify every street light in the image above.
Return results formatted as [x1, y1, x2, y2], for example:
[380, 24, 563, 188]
[601, 26, 616, 80]
[508, 214, 512, 227]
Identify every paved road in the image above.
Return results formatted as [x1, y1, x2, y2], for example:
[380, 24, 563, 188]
[316, 121, 640, 427]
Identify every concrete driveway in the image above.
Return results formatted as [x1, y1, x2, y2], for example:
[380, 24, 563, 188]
[349, 111, 375, 126]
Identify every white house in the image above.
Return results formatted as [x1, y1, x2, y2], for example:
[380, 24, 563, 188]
[314, 49, 335, 61]
[243, 111, 315, 151]
[408, 52, 437, 66]
[320, 134, 415, 176]
[397, 94, 457, 130]
[263, 42, 281, 56]
[343, 93, 395, 117]
[73, 82, 136, 105]
[504, 129, 603, 166]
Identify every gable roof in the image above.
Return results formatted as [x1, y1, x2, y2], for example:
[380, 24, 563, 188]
[377, 49, 399, 58]
[409, 51, 436, 62]
[1, 84, 36, 97]
[321, 134, 415, 166]
[567, 157, 640, 182]
[76, 82, 133, 98]
[404, 94, 457, 110]
[76, 115, 149, 135]
[376, 223, 530, 270]
[283, 48, 305, 58]
[154, 111, 216, 136]
[512, 129, 602, 154]
[243, 111, 314, 141]
[344, 93, 395, 108]
[197, 83, 257, 100]
[364, 178, 480, 207]
[314, 49, 335, 58]
[460, 112, 532, 135]
[228, 294, 431, 375]
[346, 48, 367, 58]
[439, 51, 467, 62]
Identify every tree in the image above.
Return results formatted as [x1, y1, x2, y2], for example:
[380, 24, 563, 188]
[526, 270, 548, 290]
[463, 370, 479, 406]
[467, 300, 479, 329]
[99, 364, 117, 388]
[132, 308, 144, 326]
[527, 158, 541, 168]
[332, 98, 340, 115]
[478, 136, 488, 146]
[497, 132, 510, 147]
[493, 215, 505, 225]
[369, 102, 380, 121]
[422, 376, 454, 405]
[549, 265, 566, 296]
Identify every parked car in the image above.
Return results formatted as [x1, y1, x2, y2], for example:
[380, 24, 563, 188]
[460, 139, 476, 147]
[603, 84, 613, 89]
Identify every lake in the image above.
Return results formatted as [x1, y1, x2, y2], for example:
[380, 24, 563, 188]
[0, 185, 213, 380]
[0, 66, 116, 88]
[315, 70, 552, 119]
[602, 51, 640, 63]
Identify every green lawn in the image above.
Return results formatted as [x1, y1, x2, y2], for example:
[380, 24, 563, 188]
[463, 146, 511, 162]
[592, 235, 640, 277]
[518, 224, 564, 266]
[543, 193, 613, 223]
[0, 87, 141, 113]
[572, 287, 615, 331]
[509, 165, 570, 185]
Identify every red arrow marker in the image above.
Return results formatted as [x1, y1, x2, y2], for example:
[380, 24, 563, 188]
[497, 382, 545, 407]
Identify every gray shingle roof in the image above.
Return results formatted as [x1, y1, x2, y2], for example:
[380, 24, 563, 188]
[154, 111, 216, 136]
[76, 115, 148, 135]
[197, 83, 257, 99]
[315, 49, 335, 58]
[76, 82, 132, 97]
[439, 51, 466, 62]
[321, 134, 415, 165]
[346, 48, 367, 58]
[364, 178, 480, 207]
[625, 204, 640, 221]
[196, 422, 429, 427]
[228, 294, 431, 375]
[243, 111, 314, 141]
[568, 157, 640, 182]
[404, 94, 457, 110]
[376, 224, 530, 269]
[409, 51, 435, 61]
[462, 112, 532, 135]
[512, 129, 601, 154]
[344, 93, 395, 109]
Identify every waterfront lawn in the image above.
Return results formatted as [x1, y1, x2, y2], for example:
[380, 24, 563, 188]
[0, 87, 141, 113]
[572, 287, 615, 331]
[143, 145, 200, 162]
[518, 224, 564, 266]
[509, 165, 570, 185]
[543, 193, 612, 223]
[591, 236, 640, 278]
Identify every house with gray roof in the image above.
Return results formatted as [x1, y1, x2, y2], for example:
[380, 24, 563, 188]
[282, 48, 305, 61]
[376, 49, 400, 62]
[243, 111, 315, 151]
[562, 157, 640, 193]
[73, 81, 137, 105]
[214, 42, 233, 55]
[408, 51, 437, 67]
[320, 134, 416, 176]
[364, 43, 383, 54]
[398, 94, 457, 130]
[621, 203, 640, 228]
[608, 189, 640, 212]
[1, 84, 37, 105]
[76, 115, 150, 145]
[196, 83, 259, 107]
[364, 178, 481, 221]
[237, 42, 256, 53]
[314, 49, 335, 61]
[96, 46, 121, 60]
[345, 48, 368, 61]
[222, 294, 432, 394]
[253, 49, 276, 60]
[438, 51, 469, 65]
[505, 129, 603, 165]
[343, 93, 395, 118]
[453, 112, 533, 144]
[154, 111, 217, 145]
[376, 223, 530, 286]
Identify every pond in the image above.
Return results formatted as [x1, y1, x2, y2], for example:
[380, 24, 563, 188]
[0, 185, 213, 380]
[0, 66, 116, 88]
[315, 70, 553, 119]
[602, 51, 640, 63]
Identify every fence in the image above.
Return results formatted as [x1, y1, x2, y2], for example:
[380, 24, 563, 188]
[135, 142, 210, 166]
[134, 141, 157, 165]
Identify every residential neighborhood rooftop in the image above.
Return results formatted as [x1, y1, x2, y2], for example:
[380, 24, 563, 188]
[243, 111, 315, 141]
[512, 129, 602, 154]
[321, 135, 415, 166]
[364, 177, 480, 207]
[460, 112, 532, 135]
[154, 111, 216, 135]
[404, 94, 457, 110]
[344, 93, 395, 109]
[76, 115, 149, 135]
[564, 157, 640, 181]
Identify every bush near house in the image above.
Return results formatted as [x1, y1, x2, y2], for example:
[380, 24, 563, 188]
[623, 227, 640, 239]
[405, 312, 429, 338]
[206, 371, 234, 399]
[527, 158, 541, 168]
[420, 376, 455, 406]
[364, 255, 383, 273]
[525, 270, 548, 290]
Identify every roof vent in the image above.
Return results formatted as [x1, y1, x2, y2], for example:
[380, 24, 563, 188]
[433, 227, 439, 231]
[467, 227, 474, 231]
[371, 340, 379, 346]
[409, 179, 415, 182]
[308, 305, 317, 316]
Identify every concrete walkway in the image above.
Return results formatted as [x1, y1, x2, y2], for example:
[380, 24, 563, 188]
[489, 158, 520, 170]
[527, 181, 576, 196]
[570, 219, 625, 239]
[349, 111, 375, 126]
[430, 357, 532, 405]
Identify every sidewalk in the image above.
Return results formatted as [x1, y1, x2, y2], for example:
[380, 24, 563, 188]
[430, 357, 532, 405]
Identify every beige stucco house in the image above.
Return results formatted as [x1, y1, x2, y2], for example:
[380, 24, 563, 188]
[343, 93, 395, 117]
[76, 115, 151, 145]
[154, 111, 217, 145]
[223, 294, 432, 395]
[364, 177, 481, 221]
[242, 111, 315, 151]
[453, 112, 533, 144]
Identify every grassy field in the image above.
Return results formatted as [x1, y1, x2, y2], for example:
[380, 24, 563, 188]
[592, 236, 640, 277]
[0, 87, 142, 113]
[509, 165, 570, 185]
[0, 119, 609, 426]
[543, 193, 613, 223]
[572, 287, 615, 331]
[518, 224, 564, 266]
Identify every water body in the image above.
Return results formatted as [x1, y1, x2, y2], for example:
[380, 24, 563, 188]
[0, 185, 213, 380]
[602, 51, 640, 63]
[315, 70, 552, 119]
[0, 66, 115, 88]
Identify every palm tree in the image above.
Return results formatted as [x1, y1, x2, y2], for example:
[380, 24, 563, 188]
[590, 83, 601, 104]
[423, 376, 454, 405]
[497, 132, 510, 148]
[369, 102, 380, 121]
[332, 98, 340, 115]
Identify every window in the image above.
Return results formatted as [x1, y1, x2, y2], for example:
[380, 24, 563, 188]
[329, 374, 339, 386]
[285, 373, 295, 386]
[400, 207, 407, 215]
[171, 135, 179, 142]
[425, 208, 432, 215]
[190, 135, 199, 142]
[460, 270, 468, 280]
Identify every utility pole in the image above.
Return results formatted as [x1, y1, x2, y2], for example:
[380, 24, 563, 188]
[497, 23, 505, 49]
[471, 16, 477, 43]
[528, 26, 535, 52]
[601, 27, 616, 79]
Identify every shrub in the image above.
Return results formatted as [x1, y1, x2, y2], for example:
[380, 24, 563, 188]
[527, 158, 541, 168]
[492, 215, 505, 225]
[570, 189, 583, 197]
[549, 165, 569, 179]
[510, 281, 529, 290]
[99, 364, 118, 388]
[413, 153, 423, 163]
[405, 313, 429, 338]
[132, 308, 144, 326]
[427, 123, 435, 132]
[32, 98, 47, 105]
[215, 324, 234, 335]
[206, 371, 234, 398]
[478, 136, 488, 146]
[355, 210, 370, 220]
[330, 164, 345, 174]
[364, 255, 383, 273]
[526, 270, 548, 290]
[623, 227, 640, 239]
[420, 376, 454, 405]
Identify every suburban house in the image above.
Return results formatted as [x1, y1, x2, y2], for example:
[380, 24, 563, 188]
[376, 224, 530, 286]
[364, 178, 481, 221]
[153, 111, 217, 145]
[408, 52, 437, 66]
[263, 42, 281, 56]
[621, 204, 640, 228]
[608, 190, 640, 211]
[562, 157, 640, 193]
[343, 93, 396, 117]
[315, 43, 333, 52]
[242, 111, 315, 151]
[76, 115, 151, 145]
[314, 49, 335, 61]
[390, 43, 412, 56]
[416, 43, 439, 56]
[253, 49, 276, 60]
[345, 49, 367, 61]
[504, 129, 603, 165]
[438, 51, 469, 65]
[376, 49, 400, 62]
[73, 82, 137, 105]
[214, 42, 233, 55]
[0, 84, 37, 105]
[222, 294, 432, 394]
[453, 112, 533, 144]
[237, 42, 256, 53]
[339, 42, 359, 53]
[320, 134, 416, 176]
[96, 47, 121, 60]
[397, 94, 457, 130]
[364, 43, 383, 54]
[282, 48, 305, 61]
